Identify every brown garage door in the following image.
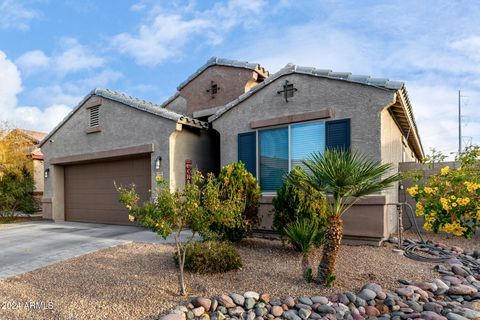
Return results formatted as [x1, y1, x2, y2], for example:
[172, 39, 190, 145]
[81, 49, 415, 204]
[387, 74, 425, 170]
[65, 156, 151, 225]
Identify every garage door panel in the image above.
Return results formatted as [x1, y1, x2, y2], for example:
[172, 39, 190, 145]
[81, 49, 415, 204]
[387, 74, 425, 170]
[65, 156, 151, 225]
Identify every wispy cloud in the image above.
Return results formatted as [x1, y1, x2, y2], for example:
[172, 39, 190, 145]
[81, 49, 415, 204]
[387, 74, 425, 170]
[16, 38, 106, 76]
[236, 1, 480, 157]
[0, 0, 38, 31]
[112, 0, 267, 65]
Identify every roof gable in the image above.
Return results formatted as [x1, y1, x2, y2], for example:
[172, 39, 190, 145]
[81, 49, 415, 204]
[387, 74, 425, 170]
[39, 88, 207, 147]
[176, 57, 269, 91]
[209, 63, 403, 122]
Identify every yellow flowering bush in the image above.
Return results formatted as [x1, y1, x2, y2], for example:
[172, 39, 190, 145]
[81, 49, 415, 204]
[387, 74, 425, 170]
[407, 145, 480, 238]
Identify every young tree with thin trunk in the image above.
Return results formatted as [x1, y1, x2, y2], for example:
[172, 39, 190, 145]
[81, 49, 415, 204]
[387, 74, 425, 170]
[117, 171, 244, 296]
[288, 149, 400, 286]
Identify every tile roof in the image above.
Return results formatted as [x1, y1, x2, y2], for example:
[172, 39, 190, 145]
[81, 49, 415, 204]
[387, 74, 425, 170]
[39, 88, 207, 147]
[176, 57, 269, 91]
[17, 129, 47, 143]
[209, 63, 405, 122]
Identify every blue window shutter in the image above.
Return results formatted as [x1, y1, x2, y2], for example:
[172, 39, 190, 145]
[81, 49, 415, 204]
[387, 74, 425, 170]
[326, 118, 351, 151]
[238, 132, 256, 176]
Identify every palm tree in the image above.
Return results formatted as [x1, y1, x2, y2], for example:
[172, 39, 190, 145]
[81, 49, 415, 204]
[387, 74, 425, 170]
[288, 149, 400, 285]
[284, 218, 324, 281]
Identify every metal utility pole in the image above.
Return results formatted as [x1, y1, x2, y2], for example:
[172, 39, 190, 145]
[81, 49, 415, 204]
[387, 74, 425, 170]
[459, 90, 461, 155]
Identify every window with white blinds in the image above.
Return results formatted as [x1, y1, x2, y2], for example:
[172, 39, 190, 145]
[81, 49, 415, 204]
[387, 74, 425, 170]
[291, 122, 326, 172]
[239, 119, 350, 192]
[259, 127, 289, 192]
[258, 121, 325, 192]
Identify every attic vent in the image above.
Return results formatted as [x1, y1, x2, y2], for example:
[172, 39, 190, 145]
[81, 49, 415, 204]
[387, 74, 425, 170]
[89, 106, 100, 127]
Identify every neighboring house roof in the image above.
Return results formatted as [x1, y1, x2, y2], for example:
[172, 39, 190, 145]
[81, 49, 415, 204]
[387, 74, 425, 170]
[19, 129, 47, 144]
[5, 129, 47, 159]
[39, 87, 208, 147]
[209, 63, 424, 159]
[176, 57, 269, 91]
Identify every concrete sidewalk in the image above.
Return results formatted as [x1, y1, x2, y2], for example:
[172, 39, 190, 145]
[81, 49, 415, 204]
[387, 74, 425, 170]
[0, 220, 196, 280]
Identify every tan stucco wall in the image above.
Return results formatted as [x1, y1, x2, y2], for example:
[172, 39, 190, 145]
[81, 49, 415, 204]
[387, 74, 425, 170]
[41, 96, 178, 221]
[212, 73, 396, 167]
[169, 126, 219, 191]
[380, 107, 420, 233]
[32, 158, 44, 193]
[212, 73, 399, 241]
[163, 95, 187, 115]
[179, 65, 259, 116]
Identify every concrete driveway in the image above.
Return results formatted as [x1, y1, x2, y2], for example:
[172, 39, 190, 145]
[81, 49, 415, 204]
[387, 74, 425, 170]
[0, 220, 195, 280]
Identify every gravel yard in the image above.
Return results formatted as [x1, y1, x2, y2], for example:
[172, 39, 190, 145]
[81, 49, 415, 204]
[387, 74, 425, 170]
[0, 233, 477, 320]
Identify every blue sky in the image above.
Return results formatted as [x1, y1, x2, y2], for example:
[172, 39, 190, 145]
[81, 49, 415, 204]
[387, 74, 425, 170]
[1, 0, 479, 157]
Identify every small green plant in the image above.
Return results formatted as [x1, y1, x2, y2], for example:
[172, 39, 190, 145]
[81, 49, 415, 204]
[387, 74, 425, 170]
[205, 162, 261, 242]
[284, 218, 324, 281]
[326, 273, 336, 288]
[175, 241, 242, 273]
[272, 166, 327, 242]
[117, 170, 245, 296]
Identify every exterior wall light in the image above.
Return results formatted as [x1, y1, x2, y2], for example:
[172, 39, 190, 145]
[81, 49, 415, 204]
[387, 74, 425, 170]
[44, 168, 50, 179]
[155, 156, 162, 170]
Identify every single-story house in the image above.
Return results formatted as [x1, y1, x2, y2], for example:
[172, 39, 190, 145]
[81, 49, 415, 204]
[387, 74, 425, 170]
[40, 57, 424, 244]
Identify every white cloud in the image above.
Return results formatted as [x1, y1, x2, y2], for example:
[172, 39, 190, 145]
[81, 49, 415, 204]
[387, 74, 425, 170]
[15, 38, 105, 76]
[0, 50, 72, 133]
[55, 38, 105, 75]
[451, 35, 480, 62]
[0, 0, 37, 31]
[113, 13, 212, 65]
[112, 0, 267, 65]
[15, 50, 50, 72]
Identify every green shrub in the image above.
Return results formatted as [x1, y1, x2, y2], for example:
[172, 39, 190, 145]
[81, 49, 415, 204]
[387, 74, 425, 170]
[272, 166, 327, 241]
[175, 241, 242, 273]
[206, 162, 261, 242]
[0, 170, 37, 221]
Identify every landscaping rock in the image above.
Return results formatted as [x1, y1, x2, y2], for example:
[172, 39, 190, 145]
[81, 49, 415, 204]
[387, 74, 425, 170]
[283, 297, 295, 308]
[396, 287, 414, 297]
[448, 285, 478, 295]
[311, 296, 329, 305]
[298, 308, 311, 320]
[230, 293, 245, 306]
[163, 239, 480, 320]
[193, 298, 212, 312]
[260, 293, 270, 304]
[245, 298, 256, 310]
[283, 310, 301, 320]
[359, 288, 377, 301]
[298, 297, 312, 305]
[217, 295, 236, 308]
[446, 313, 469, 320]
[271, 306, 283, 317]
[317, 305, 336, 314]
[193, 307, 205, 317]
[244, 292, 260, 301]
[228, 306, 245, 317]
